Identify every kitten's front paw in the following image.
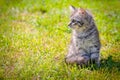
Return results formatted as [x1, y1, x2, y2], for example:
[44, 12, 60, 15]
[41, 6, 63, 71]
[77, 56, 90, 66]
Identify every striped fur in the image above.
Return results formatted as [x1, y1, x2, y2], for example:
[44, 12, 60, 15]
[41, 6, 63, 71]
[65, 6, 101, 67]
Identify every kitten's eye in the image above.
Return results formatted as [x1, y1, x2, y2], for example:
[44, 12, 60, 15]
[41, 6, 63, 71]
[80, 22, 84, 25]
[77, 21, 84, 25]
[76, 21, 81, 23]
[72, 19, 76, 22]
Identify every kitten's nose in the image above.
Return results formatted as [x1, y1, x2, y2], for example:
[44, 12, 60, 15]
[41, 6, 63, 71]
[68, 22, 72, 27]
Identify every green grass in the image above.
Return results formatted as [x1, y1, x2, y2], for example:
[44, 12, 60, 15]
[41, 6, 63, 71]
[0, 0, 120, 79]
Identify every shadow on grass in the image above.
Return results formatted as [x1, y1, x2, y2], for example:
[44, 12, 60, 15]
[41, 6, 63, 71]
[66, 55, 120, 72]
[89, 56, 120, 71]
[100, 56, 120, 71]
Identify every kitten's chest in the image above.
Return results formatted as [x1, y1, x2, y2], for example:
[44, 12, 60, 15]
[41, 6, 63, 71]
[73, 36, 93, 48]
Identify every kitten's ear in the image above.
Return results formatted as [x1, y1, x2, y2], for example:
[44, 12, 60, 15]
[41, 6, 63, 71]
[86, 10, 93, 18]
[79, 8, 87, 15]
[69, 5, 76, 13]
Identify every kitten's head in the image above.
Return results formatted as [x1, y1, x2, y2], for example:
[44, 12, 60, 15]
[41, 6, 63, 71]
[68, 6, 93, 30]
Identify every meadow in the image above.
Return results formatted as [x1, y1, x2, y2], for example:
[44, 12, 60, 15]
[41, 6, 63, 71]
[0, 0, 120, 79]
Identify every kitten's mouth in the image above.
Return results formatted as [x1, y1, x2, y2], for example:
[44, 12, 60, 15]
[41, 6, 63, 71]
[68, 22, 72, 28]
[68, 21, 84, 28]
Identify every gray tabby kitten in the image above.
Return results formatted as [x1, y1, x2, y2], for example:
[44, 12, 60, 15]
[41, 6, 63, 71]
[65, 6, 101, 67]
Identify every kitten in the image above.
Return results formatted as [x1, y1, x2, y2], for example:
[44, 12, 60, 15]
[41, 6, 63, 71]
[65, 6, 101, 67]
